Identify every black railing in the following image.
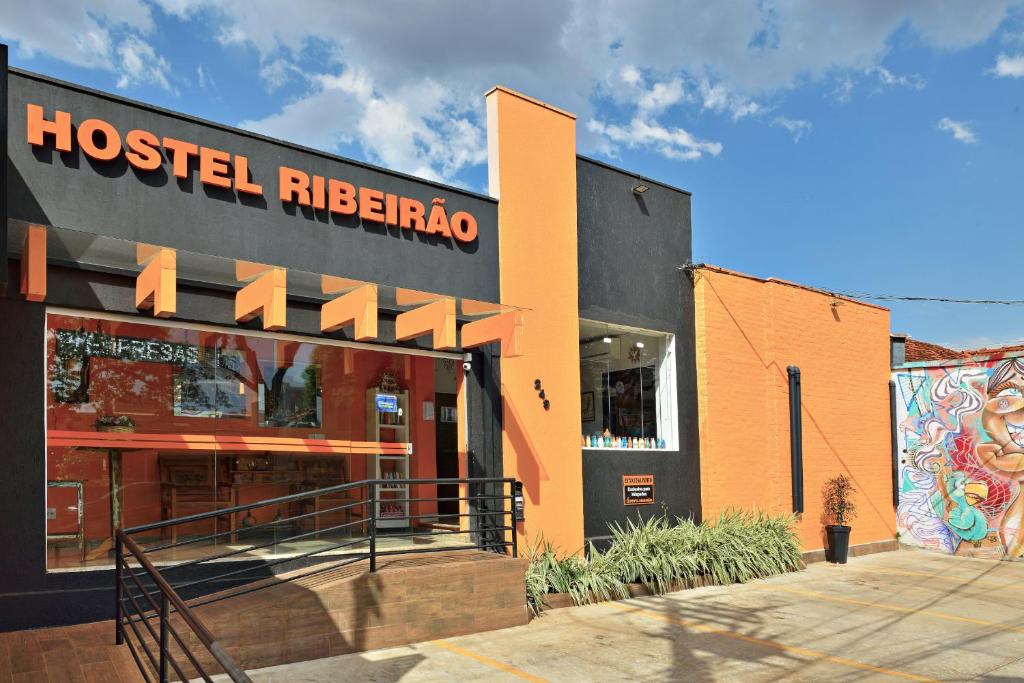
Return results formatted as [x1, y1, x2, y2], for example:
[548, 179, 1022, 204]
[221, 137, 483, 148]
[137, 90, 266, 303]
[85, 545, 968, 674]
[115, 477, 518, 682]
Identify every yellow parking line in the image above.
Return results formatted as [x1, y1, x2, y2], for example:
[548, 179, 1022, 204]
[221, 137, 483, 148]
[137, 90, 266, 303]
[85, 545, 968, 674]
[604, 601, 936, 682]
[757, 584, 1024, 635]
[848, 566, 1024, 592]
[432, 639, 551, 682]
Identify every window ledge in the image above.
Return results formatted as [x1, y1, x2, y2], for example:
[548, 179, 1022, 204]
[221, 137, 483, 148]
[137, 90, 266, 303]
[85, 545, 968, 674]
[582, 446, 676, 452]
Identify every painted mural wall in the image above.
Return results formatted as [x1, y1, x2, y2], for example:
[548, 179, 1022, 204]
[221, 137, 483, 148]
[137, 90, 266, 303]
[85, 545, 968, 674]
[895, 355, 1024, 558]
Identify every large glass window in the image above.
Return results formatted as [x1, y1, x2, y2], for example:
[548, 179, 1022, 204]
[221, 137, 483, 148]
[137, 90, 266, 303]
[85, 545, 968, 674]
[579, 320, 677, 450]
[45, 312, 449, 569]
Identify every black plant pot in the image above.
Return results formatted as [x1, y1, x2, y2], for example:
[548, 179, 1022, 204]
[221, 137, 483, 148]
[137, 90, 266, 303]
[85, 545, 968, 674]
[826, 525, 851, 564]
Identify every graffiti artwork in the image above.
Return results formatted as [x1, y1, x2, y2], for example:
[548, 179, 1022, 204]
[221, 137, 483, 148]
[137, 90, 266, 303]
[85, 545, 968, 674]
[895, 357, 1024, 558]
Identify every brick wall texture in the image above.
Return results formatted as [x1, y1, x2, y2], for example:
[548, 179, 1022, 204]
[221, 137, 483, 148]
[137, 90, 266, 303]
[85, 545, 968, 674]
[693, 266, 896, 551]
[168, 551, 528, 677]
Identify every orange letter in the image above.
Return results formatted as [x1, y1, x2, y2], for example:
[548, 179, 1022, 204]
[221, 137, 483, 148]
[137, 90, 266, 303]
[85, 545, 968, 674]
[77, 119, 122, 162]
[359, 187, 385, 222]
[26, 104, 72, 152]
[328, 179, 357, 214]
[125, 129, 162, 171]
[162, 137, 198, 179]
[233, 155, 263, 195]
[399, 197, 426, 231]
[279, 166, 311, 205]
[199, 147, 232, 188]
[385, 194, 399, 226]
[312, 175, 326, 210]
[426, 199, 452, 238]
[450, 211, 478, 243]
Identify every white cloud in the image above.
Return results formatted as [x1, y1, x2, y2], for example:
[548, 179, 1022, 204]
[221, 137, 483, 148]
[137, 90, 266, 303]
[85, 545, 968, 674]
[239, 68, 486, 183]
[196, 64, 214, 90]
[190, 0, 1018, 181]
[116, 36, 173, 92]
[588, 117, 722, 161]
[698, 80, 762, 120]
[829, 66, 924, 104]
[637, 78, 685, 115]
[829, 77, 855, 104]
[5, 1, 1020, 182]
[772, 117, 812, 142]
[0, 0, 154, 70]
[870, 66, 926, 90]
[937, 117, 978, 144]
[258, 58, 302, 92]
[992, 53, 1024, 77]
[0, 0, 181, 94]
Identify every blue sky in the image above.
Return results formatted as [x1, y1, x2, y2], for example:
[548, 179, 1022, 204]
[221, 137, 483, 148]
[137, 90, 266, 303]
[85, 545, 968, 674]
[3, 2, 1023, 348]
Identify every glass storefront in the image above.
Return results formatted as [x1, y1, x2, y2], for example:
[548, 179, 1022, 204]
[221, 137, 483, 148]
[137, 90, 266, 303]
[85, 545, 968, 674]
[579, 320, 678, 450]
[45, 312, 452, 569]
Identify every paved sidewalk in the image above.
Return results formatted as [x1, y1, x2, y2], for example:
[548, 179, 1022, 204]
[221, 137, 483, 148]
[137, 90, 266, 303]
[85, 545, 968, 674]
[236, 549, 1024, 682]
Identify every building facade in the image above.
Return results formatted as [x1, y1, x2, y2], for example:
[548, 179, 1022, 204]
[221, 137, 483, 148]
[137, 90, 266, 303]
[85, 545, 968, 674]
[1, 43, 905, 632]
[693, 266, 896, 552]
[0, 49, 703, 630]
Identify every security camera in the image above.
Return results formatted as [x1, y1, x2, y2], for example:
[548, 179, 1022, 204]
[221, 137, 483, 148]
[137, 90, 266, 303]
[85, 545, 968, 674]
[462, 352, 472, 372]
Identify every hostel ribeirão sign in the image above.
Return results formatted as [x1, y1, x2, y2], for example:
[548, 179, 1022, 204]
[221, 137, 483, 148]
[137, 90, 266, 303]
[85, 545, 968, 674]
[24, 104, 479, 244]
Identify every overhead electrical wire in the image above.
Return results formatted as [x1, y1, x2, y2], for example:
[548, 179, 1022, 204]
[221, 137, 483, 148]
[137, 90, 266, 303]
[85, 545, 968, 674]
[832, 292, 1024, 306]
[679, 263, 1024, 306]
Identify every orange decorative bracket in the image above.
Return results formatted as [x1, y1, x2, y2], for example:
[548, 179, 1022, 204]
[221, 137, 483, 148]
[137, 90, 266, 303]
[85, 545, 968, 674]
[20, 225, 47, 302]
[395, 297, 457, 350]
[461, 310, 525, 357]
[235, 262, 287, 330]
[321, 277, 378, 340]
[135, 246, 176, 318]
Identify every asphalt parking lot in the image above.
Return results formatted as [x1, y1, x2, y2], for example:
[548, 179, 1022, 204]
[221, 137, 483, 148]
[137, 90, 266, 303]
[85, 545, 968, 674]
[241, 549, 1024, 682]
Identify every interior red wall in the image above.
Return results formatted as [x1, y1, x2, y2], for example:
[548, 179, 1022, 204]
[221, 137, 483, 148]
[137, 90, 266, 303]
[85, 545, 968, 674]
[45, 314, 438, 544]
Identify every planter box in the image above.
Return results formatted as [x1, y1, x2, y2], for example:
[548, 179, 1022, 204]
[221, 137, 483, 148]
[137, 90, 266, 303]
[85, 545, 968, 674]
[534, 575, 722, 613]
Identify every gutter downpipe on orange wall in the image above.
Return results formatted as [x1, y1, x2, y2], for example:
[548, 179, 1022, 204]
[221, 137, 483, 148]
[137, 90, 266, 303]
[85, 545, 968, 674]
[486, 86, 584, 554]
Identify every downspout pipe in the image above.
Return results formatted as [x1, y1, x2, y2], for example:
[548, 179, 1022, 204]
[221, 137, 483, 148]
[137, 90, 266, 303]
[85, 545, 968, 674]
[1, 43, 8, 294]
[787, 366, 804, 514]
[889, 380, 899, 508]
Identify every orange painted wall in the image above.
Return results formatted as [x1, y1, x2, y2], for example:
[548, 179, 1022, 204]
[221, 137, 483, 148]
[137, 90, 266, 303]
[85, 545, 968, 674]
[486, 87, 584, 553]
[693, 266, 895, 551]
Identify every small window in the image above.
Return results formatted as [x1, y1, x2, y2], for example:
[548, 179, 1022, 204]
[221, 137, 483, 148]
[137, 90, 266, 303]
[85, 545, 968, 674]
[579, 320, 677, 450]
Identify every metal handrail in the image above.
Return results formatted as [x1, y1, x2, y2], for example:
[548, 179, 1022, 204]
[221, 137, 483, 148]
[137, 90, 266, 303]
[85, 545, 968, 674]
[117, 532, 252, 682]
[124, 477, 514, 534]
[115, 476, 519, 682]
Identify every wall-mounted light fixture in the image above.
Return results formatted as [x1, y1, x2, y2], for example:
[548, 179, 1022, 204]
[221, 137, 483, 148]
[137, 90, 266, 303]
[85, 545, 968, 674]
[632, 184, 649, 195]
[635, 341, 645, 349]
[602, 336, 612, 344]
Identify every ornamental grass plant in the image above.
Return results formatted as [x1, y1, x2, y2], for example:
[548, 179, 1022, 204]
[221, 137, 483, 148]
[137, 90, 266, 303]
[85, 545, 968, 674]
[526, 509, 801, 614]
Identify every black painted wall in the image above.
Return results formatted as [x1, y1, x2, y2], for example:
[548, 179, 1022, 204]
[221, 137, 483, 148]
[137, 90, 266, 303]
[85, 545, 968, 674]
[576, 156, 701, 545]
[6, 69, 499, 300]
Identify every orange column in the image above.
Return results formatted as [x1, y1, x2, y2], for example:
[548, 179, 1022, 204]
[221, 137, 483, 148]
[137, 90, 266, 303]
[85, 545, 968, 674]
[20, 225, 47, 302]
[486, 86, 583, 553]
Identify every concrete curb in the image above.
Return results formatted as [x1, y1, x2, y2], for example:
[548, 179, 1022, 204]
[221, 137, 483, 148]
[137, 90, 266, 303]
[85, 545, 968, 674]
[801, 539, 899, 565]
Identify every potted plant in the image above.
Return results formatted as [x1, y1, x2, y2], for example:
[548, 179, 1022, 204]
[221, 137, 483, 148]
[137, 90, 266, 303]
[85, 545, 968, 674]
[822, 474, 857, 564]
[95, 415, 136, 433]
